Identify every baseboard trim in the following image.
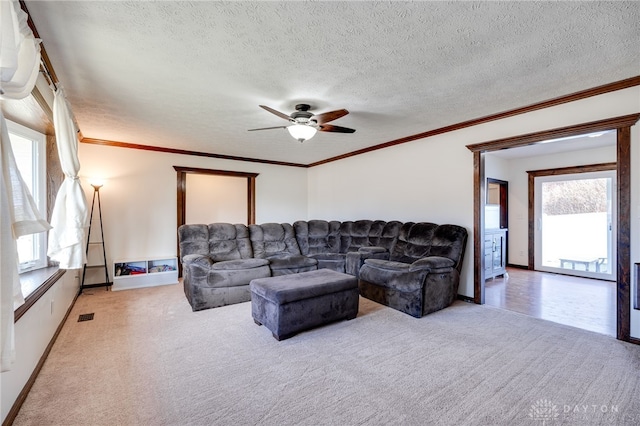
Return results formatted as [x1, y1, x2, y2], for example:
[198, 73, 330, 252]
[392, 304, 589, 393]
[629, 337, 640, 346]
[2, 288, 79, 426]
[457, 295, 475, 303]
[506, 263, 529, 270]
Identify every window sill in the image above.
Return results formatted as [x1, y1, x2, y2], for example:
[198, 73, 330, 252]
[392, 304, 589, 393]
[15, 266, 66, 322]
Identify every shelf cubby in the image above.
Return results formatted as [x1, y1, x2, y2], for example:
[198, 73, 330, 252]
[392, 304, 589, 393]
[112, 257, 178, 291]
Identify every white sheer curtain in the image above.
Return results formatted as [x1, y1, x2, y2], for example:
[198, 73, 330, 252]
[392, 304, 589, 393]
[47, 88, 88, 268]
[0, 0, 40, 98]
[0, 0, 50, 372]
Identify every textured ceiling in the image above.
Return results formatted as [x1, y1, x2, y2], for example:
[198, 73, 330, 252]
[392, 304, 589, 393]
[25, 1, 640, 165]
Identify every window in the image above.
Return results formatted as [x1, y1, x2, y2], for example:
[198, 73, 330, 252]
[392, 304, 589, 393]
[7, 120, 47, 273]
[533, 169, 616, 281]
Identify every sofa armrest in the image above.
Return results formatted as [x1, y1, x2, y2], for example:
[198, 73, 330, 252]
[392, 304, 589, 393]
[356, 246, 390, 261]
[363, 258, 411, 271]
[358, 246, 387, 254]
[409, 256, 455, 272]
[212, 258, 270, 271]
[346, 248, 390, 277]
[182, 254, 213, 267]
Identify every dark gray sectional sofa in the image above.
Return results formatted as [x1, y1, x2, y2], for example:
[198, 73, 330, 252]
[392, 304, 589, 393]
[177, 220, 467, 317]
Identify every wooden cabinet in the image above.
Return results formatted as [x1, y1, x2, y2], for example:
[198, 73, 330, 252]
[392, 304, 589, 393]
[484, 229, 507, 279]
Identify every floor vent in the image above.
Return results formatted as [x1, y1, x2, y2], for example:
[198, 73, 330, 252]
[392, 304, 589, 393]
[78, 313, 95, 322]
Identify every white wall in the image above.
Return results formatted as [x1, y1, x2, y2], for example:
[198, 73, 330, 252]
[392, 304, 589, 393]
[1, 270, 79, 423]
[485, 155, 509, 182]
[307, 87, 640, 340]
[186, 174, 247, 225]
[308, 130, 476, 296]
[77, 143, 308, 270]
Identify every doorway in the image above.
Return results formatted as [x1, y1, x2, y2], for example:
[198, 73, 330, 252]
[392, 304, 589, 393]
[532, 167, 616, 281]
[467, 113, 638, 341]
[174, 166, 258, 229]
[485, 158, 616, 335]
[185, 174, 248, 225]
[174, 166, 259, 276]
[486, 178, 508, 230]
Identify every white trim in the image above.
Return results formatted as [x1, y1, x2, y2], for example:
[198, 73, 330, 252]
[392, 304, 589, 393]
[6, 120, 47, 273]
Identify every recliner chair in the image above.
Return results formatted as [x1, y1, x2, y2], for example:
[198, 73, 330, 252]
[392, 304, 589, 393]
[358, 222, 468, 317]
[178, 223, 271, 311]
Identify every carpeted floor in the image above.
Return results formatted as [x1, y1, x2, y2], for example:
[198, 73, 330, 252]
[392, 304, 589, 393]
[12, 283, 640, 425]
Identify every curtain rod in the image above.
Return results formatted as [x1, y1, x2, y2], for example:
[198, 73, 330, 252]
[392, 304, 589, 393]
[19, 0, 59, 90]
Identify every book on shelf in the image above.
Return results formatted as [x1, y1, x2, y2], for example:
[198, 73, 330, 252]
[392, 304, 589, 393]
[115, 263, 146, 276]
[149, 264, 176, 273]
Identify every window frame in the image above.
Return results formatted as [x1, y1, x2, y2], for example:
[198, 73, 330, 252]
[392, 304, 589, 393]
[7, 119, 48, 273]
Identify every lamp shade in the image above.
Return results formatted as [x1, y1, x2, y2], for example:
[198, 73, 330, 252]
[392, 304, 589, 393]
[287, 124, 317, 142]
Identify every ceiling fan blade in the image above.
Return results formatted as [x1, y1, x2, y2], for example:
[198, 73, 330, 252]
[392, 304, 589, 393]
[259, 105, 291, 121]
[313, 109, 349, 124]
[319, 124, 356, 133]
[247, 126, 287, 131]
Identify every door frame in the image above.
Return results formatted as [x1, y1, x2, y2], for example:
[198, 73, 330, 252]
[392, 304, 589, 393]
[466, 113, 639, 342]
[174, 166, 259, 228]
[174, 166, 259, 275]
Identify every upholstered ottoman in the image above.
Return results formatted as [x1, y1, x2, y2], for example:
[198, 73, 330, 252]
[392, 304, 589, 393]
[250, 269, 359, 340]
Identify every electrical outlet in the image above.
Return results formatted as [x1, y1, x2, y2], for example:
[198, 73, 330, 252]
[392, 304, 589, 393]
[519, 250, 524, 256]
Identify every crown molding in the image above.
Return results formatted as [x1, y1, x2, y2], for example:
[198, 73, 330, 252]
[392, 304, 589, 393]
[466, 113, 640, 153]
[79, 137, 309, 168]
[310, 76, 640, 167]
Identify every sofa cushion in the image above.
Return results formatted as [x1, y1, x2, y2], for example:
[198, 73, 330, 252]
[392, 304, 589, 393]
[390, 222, 436, 263]
[339, 220, 387, 253]
[339, 220, 369, 252]
[206, 265, 271, 289]
[377, 221, 403, 250]
[309, 252, 347, 272]
[359, 262, 428, 293]
[211, 258, 270, 271]
[309, 253, 345, 261]
[340, 221, 401, 278]
[267, 254, 318, 271]
[178, 224, 209, 258]
[249, 223, 301, 258]
[208, 223, 254, 261]
[294, 220, 341, 255]
[427, 224, 469, 271]
[250, 269, 357, 304]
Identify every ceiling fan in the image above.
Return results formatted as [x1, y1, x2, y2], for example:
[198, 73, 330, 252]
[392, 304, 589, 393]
[248, 104, 356, 142]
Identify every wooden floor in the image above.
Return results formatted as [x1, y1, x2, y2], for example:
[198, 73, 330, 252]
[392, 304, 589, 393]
[485, 267, 616, 336]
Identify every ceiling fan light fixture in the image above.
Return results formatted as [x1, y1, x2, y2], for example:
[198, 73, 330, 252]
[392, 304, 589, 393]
[287, 124, 317, 142]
